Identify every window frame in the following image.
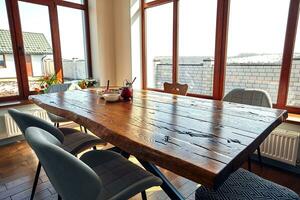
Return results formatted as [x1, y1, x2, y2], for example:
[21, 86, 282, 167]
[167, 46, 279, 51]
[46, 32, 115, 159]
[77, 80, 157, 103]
[1, 0, 92, 102]
[141, 0, 300, 114]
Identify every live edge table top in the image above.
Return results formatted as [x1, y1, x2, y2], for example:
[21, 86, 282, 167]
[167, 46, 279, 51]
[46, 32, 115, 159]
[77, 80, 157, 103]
[29, 89, 288, 188]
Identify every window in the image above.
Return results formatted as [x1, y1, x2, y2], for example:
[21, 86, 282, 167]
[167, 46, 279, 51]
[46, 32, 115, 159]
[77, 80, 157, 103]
[178, 0, 217, 96]
[0, 55, 5, 68]
[58, 6, 88, 81]
[0, 0, 19, 98]
[18, 1, 55, 91]
[139, 0, 300, 113]
[0, 0, 91, 101]
[287, 15, 300, 107]
[224, 0, 289, 103]
[145, 3, 173, 89]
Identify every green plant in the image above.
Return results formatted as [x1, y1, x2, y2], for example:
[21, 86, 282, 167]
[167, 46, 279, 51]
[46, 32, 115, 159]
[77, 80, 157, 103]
[34, 74, 61, 93]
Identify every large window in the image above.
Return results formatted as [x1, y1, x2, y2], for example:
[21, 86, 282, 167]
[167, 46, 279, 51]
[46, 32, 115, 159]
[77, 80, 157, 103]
[141, 0, 300, 113]
[0, 0, 90, 102]
[224, 0, 289, 103]
[178, 0, 217, 96]
[58, 6, 88, 81]
[145, 3, 173, 89]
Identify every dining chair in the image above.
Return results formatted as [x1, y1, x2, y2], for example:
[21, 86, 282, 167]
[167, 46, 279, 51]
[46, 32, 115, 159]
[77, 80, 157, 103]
[24, 127, 163, 200]
[8, 109, 106, 200]
[223, 88, 272, 170]
[46, 83, 87, 132]
[195, 168, 300, 200]
[163, 82, 189, 95]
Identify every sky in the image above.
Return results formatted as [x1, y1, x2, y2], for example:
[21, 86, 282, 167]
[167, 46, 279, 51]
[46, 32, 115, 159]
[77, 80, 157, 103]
[0, 0, 86, 60]
[1, 0, 299, 60]
[146, 0, 294, 60]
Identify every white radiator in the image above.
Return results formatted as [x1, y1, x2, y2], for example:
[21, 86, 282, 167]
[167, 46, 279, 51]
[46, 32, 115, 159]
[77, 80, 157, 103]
[4, 109, 50, 138]
[260, 129, 300, 166]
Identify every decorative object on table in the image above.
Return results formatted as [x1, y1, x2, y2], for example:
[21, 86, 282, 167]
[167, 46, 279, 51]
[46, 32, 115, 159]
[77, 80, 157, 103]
[34, 74, 61, 94]
[97, 80, 121, 100]
[78, 79, 98, 89]
[103, 93, 121, 102]
[121, 77, 136, 101]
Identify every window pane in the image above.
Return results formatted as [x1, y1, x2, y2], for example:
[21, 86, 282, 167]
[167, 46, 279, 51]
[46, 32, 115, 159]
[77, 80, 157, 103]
[58, 6, 88, 81]
[288, 19, 300, 106]
[18, 2, 55, 92]
[0, 0, 19, 97]
[146, 3, 173, 89]
[225, 0, 289, 103]
[63, 0, 83, 4]
[178, 0, 217, 96]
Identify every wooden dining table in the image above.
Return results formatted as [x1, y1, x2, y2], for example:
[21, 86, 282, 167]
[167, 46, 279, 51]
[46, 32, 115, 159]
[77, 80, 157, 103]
[29, 89, 288, 200]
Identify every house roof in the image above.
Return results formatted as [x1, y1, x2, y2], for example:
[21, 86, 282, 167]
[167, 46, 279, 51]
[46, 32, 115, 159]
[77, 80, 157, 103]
[0, 29, 52, 55]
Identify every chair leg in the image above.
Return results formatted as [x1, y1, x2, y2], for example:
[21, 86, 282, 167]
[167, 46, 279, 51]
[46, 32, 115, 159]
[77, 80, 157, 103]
[248, 156, 252, 172]
[93, 146, 97, 150]
[257, 147, 262, 167]
[57, 123, 60, 128]
[84, 127, 88, 133]
[30, 162, 41, 200]
[141, 191, 147, 200]
[58, 194, 62, 200]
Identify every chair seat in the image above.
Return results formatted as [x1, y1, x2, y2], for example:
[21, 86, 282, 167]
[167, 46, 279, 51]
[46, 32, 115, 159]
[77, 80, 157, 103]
[47, 112, 70, 123]
[80, 150, 162, 200]
[195, 168, 300, 200]
[61, 131, 106, 155]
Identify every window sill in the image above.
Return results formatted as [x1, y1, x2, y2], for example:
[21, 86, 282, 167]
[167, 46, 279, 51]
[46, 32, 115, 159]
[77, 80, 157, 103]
[0, 100, 32, 109]
[286, 113, 300, 125]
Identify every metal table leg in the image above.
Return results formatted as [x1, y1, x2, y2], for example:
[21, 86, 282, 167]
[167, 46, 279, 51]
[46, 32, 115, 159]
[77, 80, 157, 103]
[138, 160, 185, 200]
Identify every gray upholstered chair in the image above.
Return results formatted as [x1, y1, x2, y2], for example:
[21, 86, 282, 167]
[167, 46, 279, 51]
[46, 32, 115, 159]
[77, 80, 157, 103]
[46, 83, 87, 132]
[195, 168, 300, 200]
[163, 82, 189, 95]
[24, 127, 162, 200]
[8, 109, 106, 200]
[223, 88, 272, 170]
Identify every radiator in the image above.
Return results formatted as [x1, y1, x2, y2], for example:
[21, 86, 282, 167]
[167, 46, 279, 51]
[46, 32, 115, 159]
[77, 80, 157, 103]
[4, 109, 50, 138]
[260, 129, 300, 166]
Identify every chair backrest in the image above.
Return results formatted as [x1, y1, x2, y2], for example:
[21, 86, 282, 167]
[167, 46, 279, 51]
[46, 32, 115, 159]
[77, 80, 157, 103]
[25, 127, 102, 200]
[163, 82, 188, 95]
[8, 109, 64, 143]
[223, 88, 272, 108]
[47, 83, 81, 94]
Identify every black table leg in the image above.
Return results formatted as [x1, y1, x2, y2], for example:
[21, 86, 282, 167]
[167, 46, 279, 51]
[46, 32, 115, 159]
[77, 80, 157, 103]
[138, 160, 185, 200]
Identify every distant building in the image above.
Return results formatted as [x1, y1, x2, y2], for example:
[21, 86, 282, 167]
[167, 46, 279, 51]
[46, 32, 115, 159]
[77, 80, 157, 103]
[0, 29, 53, 78]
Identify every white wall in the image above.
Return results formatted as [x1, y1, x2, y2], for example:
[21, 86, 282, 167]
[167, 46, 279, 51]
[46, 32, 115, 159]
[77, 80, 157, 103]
[89, 0, 116, 86]
[0, 54, 16, 78]
[31, 55, 44, 76]
[89, 0, 136, 87]
[113, 0, 132, 87]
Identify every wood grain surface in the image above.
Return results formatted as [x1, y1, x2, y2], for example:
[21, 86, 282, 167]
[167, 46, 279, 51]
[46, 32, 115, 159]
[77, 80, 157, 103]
[29, 90, 288, 188]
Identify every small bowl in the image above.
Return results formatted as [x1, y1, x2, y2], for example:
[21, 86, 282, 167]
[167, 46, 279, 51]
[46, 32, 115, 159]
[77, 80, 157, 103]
[103, 93, 120, 102]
